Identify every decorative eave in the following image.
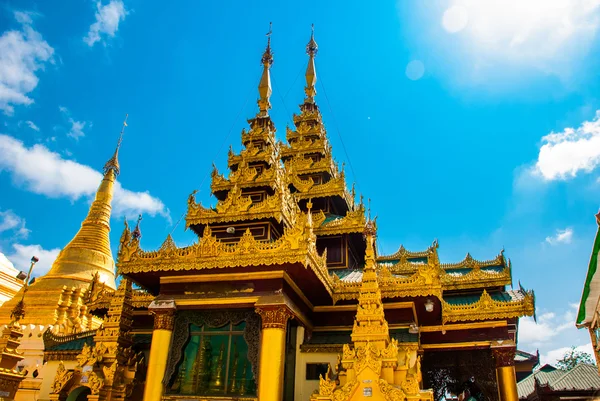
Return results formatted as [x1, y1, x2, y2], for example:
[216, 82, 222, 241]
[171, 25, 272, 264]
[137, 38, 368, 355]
[292, 109, 323, 127]
[441, 250, 506, 271]
[284, 153, 338, 177]
[240, 122, 277, 146]
[227, 145, 279, 169]
[313, 207, 367, 236]
[87, 289, 154, 310]
[118, 216, 333, 296]
[331, 264, 443, 303]
[377, 241, 439, 263]
[211, 163, 285, 193]
[441, 289, 535, 324]
[185, 185, 297, 227]
[290, 174, 355, 208]
[281, 137, 331, 158]
[441, 265, 512, 291]
[43, 329, 97, 350]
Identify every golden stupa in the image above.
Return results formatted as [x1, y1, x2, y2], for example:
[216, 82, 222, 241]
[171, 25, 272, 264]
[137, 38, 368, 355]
[0, 130, 123, 329]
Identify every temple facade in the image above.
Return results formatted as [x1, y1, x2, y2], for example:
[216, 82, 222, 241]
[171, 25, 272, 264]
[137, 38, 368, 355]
[1, 28, 535, 401]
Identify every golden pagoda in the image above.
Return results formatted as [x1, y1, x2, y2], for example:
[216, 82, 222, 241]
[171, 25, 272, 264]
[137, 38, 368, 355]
[22, 26, 536, 401]
[0, 130, 122, 329]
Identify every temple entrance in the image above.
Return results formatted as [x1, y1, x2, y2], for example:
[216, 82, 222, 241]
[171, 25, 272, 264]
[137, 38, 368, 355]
[422, 349, 498, 401]
[66, 386, 91, 401]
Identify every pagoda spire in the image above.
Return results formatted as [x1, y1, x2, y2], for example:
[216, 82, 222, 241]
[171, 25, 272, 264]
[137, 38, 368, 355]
[257, 22, 274, 116]
[305, 24, 318, 103]
[43, 117, 129, 290]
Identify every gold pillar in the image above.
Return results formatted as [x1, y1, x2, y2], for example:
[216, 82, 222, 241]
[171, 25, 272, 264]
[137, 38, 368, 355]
[143, 300, 177, 401]
[256, 305, 294, 401]
[492, 344, 518, 401]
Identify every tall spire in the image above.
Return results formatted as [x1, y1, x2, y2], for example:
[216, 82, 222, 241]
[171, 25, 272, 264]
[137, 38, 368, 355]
[257, 22, 274, 116]
[305, 24, 318, 103]
[41, 118, 129, 290]
[104, 114, 128, 176]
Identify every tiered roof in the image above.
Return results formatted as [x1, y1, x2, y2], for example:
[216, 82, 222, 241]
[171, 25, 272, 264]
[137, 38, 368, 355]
[186, 29, 298, 231]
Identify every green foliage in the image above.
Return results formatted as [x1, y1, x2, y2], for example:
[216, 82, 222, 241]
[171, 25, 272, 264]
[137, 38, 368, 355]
[555, 346, 596, 370]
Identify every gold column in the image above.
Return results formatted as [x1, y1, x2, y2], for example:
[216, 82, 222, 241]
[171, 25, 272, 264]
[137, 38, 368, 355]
[492, 344, 518, 401]
[143, 300, 177, 401]
[256, 305, 293, 401]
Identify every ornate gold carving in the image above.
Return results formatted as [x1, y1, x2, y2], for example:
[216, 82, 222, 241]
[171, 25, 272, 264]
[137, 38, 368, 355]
[314, 205, 367, 236]
[379, 378, 407, 401]
[441, 250, 505, 270]
[51, 361, 73, 394]
[149, 300, 177, 331]
[118, 214, 332, 295]
[441, 289, 535, 323]
[185, 184, 297, 227]
[441, 265, 512, 291]
[492, 343, 517, 367]
[255, 305, 294, 329]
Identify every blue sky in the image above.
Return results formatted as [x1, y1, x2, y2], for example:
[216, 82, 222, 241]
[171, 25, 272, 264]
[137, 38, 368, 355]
[1, 0, 600, 365]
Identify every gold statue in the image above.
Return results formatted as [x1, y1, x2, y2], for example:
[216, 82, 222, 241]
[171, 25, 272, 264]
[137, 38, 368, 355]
[208, 343, 225, 393]
[228, 341, 239, 393]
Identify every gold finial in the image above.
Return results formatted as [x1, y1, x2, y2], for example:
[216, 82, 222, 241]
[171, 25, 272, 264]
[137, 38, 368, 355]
[305, 24, 318, 102]
[258, 23, 273, 115]
[103, 114, 128, 176]
[132, 214, 142, 240]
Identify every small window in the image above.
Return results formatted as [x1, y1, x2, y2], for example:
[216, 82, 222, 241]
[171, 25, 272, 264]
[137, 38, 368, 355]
[306, 363, 330, 380]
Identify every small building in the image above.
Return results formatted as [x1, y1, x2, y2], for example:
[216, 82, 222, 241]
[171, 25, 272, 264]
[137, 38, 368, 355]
[517, 363, 600, 400]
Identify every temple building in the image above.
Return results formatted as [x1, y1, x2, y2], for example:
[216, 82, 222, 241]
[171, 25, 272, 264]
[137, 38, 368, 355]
[0, 28, 535, 401]
[577, 212, 600, 370]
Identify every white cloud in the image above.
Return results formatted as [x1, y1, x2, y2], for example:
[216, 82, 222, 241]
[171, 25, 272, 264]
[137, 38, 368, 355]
[0, 209, 29, 238]
[541, 343, 594, 366]
[84, 1, 128, 47]
[433, 0, 600, 82]
[59, 106, 87, 140]
[0, 134, 168, 219]
[0, 11, 54, 115]
[25, 120, 39, 131]
[530, 110, 600, 180]
[5, 243, 60, 277]
[545, 228, 574, 245]
[519, 311, 573, 346]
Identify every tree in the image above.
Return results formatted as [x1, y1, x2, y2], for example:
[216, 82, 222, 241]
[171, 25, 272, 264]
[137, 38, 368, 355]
[555, 346, 596, 370]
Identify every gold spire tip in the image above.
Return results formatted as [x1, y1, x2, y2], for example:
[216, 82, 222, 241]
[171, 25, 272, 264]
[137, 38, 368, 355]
[306, 23, 318, 56]
[103, 114, 128, 176]
[261, 22, 274, 66]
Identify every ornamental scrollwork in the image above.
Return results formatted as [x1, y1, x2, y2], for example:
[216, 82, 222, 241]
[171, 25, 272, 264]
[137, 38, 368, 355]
[255, 306, 294, 329]
[492, 344, 517, 367]
[51, 361, 73, 394]
[379, 378, 407, 401]
[441, 289, 535, 323]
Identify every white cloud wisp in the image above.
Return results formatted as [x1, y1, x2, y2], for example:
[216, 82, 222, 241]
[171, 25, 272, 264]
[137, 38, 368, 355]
[0, 11, 54, 115]
[84, 1, 128, 47]
[545, 228, 574, 245]
[6, 243, 60, 277]
[0, 134, 168, 219]
[59, 106, 88, 139]
[0, 209, 30, 238]
[533, 110, 600, 180]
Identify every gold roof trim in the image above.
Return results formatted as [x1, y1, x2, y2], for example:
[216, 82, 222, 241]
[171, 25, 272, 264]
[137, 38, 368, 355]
[441, 265, 512, 291]
[118, 214, 332, 294]
[211, 162, 285, 193]
[440, 250, 506, 270]
[331, 264, 442, 303]
[441, 289, 534, 324]
[228, 145, 279, 168]
[284, 153, 337, 176]
[314, 206, 367, 236]
[281, 137, 330, 158]
[377, 240, 439, 262]
[186, 184, 297, 227]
